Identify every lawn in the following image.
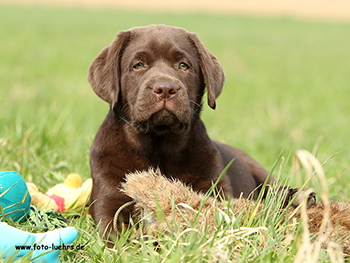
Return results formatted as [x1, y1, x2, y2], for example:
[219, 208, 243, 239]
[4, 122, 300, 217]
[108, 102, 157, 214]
[0, 5, 350, 262]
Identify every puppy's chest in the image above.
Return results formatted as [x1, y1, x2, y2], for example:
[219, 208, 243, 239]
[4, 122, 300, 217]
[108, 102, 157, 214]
[121, 150, 214, 184]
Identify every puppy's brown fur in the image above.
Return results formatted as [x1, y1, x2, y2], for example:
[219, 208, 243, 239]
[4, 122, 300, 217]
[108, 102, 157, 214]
[121, 169, 350, 255]
[88, 25, 275, 237]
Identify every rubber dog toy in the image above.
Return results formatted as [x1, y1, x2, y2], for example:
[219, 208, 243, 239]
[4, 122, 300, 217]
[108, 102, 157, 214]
[27, 173, 92, 212]
[0, 222, 78, 262]
[0, 171, 31, 222]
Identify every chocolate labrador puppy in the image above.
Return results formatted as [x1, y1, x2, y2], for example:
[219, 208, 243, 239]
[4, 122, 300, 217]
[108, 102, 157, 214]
[88, 24, 275, 238]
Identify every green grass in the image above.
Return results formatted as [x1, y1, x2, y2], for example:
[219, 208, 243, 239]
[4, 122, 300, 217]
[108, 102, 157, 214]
[0, 4, 350, 262]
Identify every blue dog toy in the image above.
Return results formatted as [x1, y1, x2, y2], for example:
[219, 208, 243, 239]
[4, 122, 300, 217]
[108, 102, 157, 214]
[0, 222, 78, 262]
[0, 171, 31, 222]
[0, 171, 78, 262]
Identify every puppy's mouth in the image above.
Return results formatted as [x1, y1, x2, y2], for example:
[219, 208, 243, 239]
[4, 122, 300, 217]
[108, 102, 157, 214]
[135, 109, 188, 136]
[152, 125, 172, 136]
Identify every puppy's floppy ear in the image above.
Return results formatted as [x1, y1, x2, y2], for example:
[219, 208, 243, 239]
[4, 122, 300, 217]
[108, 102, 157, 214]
[88, 30, 131, 106]
[188, 33, 225, 109]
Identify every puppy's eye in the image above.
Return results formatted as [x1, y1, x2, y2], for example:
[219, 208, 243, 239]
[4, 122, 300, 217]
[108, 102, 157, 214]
[133, 62, 145, 70]
[178, 62, 189, 71]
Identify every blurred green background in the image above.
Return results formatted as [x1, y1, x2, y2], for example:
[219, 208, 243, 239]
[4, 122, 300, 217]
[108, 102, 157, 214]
[0, 5, 349, 200]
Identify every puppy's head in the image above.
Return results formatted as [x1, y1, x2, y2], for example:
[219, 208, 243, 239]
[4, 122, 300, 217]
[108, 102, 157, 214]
[88, 25, 224, 136]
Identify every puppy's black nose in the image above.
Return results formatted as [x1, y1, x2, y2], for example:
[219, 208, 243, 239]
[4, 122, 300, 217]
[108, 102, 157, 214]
[153, 82, 178, 99]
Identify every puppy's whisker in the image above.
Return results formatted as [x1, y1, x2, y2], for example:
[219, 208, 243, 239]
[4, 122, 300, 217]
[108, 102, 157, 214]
[121, 116, 131, 125]
[145, 121, 150, 133]
[189, 100, 202, 109]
